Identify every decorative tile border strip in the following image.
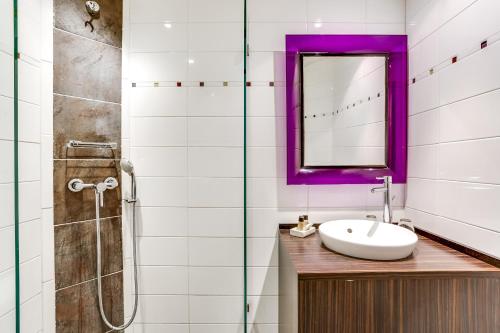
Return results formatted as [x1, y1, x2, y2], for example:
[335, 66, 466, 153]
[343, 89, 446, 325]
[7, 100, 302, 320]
[410, 29, 500, 85]
[131, 81, 286, 88]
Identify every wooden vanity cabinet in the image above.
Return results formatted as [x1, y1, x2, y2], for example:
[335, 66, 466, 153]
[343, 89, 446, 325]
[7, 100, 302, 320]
[279, 230, 500, 333]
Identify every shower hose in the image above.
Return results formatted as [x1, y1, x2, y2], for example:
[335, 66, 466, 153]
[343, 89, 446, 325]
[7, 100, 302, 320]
[94, 187, 139, 330]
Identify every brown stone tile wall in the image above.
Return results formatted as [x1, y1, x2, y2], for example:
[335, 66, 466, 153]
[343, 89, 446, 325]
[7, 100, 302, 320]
[53, 1, 123, 332]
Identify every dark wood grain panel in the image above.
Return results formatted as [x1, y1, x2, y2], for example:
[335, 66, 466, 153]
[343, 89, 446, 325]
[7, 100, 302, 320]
[298, 277, 500, 333]
[279, 230, 499, 278]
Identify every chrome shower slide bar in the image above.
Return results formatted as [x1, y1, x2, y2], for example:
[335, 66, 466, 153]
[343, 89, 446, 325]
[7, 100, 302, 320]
[67, 140, 118, 149]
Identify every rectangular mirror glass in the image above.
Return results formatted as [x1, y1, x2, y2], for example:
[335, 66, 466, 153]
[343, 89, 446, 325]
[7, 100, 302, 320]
[302, 54, 387, 168]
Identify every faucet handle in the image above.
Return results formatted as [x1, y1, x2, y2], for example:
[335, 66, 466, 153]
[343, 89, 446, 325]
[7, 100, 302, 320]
[376, 176, 392, 182]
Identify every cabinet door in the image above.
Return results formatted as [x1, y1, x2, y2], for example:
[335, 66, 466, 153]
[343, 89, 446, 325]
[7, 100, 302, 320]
[298, 277, 499, 333]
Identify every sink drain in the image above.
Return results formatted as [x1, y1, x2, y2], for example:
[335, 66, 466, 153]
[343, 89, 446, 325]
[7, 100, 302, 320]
[347, 228, 353, 233]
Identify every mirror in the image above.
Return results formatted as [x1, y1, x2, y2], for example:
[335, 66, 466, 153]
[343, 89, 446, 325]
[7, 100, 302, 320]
[301, 54, 387, 168]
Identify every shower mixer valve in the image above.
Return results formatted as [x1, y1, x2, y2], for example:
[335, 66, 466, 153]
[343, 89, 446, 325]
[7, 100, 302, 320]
[68, 177, 119, 207]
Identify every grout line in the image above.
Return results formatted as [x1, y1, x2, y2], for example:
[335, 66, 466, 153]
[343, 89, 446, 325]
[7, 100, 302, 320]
[409, 86, 500, 117]
[405, 207, 499, 234]
[55, 270, 123, 292]
[53, 215, 121, 228]
[53, 92, 121, 106]
[54, 27, 122, 50]
[19, 291, 42, 306]
[408, 176, 500, 187]
[408, 0, 480, 51]
[408, 134, 500, 147]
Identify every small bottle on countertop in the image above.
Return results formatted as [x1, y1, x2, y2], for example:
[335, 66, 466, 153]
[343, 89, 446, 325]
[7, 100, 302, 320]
[297, 216, 305, 231]
[303, 215, 310, 230]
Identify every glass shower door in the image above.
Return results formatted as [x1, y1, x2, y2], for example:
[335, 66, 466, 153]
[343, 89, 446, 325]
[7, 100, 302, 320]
[0, 0, 18, 331]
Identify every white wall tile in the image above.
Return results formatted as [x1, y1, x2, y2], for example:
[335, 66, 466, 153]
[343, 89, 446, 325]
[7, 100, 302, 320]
[366, 0, 405, 23]
[307, 0, 365, 23]
[130, 0, 188, 23]
[247, 147, 286, 178]
[0, 97, 13, 141]
[188, 208, 243, 237]
[41, 135, 53, 209]
[406, 178, 438, 214]
[188, 178, 243, 208]
[19, 60, 40, 105]
[20, 293, 42, 333]
[188, 0, 243, 23]
[42, 280, 55, 333]
[188, 117, 243, 147]
[0, 184, 14, 229]
[131, 87, 187, 117]
[409, 74, 439, 115]
[439, 41, 500, 105]
[247, 117, 285, 147]
[19, 181, 41, 223]
[188, 147, 243, 178]
[130, 23, 188, 52]
[0, 141, 14, 183]
[187, 87, 242, 117]
[0, 227, 14, 273]
[248, 0, 306, 23]
[408, 110, 440, 146]
[130, 53, 188, 82]
[439, 89, 500, 142]
[407, 208, 500, 258]
[131, 147, 187, 177]
[438, 138, 500, 184]
[187, 52, 243, 81]
[19, 101, 41, 143]
[20, 257, 42, 303]
[136, 177, 187, 207]
[189, 296, 243, 324]
[248, 267, 278, 296]
[189, 267, 243, 295]
[437, 180, 500, 232]
[408, 145, 438, 179]
[189, 23, 242, 52]
[248, 295, 278, 324]
[138, 266, 188, 294]
[20, 219, 41, 263]
[0, 269, 15, 317]
[133, 324, 189, 333]
[138, 237, 188, 266]
[19, 142, 40, 182]
[131, 117, 187, 147]
[137, 207, 188, 237]
[136, 295, 189, 323]
[41, 208, 54, 282]
[249, 23, 307, 52]
[0, 0, 13, 54]
[0, 51, 13, 97]
[189, 238, 243, 266]
[247, 238, 278, 267]
[247, 178, 308, 208]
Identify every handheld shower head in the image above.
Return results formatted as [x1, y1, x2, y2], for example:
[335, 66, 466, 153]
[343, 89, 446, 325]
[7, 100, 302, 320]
[120, 159, 135, 176]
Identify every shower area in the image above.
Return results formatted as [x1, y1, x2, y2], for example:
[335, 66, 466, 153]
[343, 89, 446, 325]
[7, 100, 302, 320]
[1, 0, 406, 332]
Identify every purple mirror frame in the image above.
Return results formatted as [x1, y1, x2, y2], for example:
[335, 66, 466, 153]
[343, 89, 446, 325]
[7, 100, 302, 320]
[286, 34, 408, 185]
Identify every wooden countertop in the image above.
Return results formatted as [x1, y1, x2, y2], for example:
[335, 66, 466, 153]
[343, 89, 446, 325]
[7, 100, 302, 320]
[279, 229, 500, 279]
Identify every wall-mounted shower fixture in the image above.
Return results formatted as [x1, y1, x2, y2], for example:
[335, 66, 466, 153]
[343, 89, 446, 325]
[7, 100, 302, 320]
[67, 170, 139, 330]
[84, 1, 100, 32]
[67, 140, 117, 149]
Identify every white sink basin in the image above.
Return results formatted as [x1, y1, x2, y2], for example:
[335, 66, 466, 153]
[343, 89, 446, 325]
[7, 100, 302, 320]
[319, 220, 418, 261]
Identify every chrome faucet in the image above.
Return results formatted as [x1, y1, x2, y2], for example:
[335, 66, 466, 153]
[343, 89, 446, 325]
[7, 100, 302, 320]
[370, 176, 393, 224]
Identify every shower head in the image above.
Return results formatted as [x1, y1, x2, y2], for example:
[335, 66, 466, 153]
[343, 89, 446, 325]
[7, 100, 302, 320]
[120, 159, 135, 176]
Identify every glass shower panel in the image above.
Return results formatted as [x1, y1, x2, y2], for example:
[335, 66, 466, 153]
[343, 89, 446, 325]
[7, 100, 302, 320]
[124, 0, 246, 331]
[0, 0, 17, 331]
